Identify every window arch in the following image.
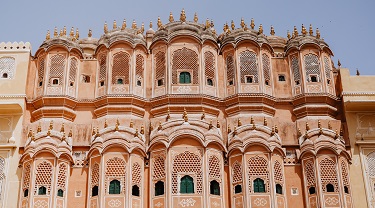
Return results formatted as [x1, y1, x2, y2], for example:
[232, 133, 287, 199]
[23, 189, 29, 197]
[276, 184, 283, 194]
[240, 50, 258, 83]
[172, 47, 198, 84]
[155, 51, 166, 87]
[48, 54, 65, 87]
[109, 179, 121, 194]
[291, 56, 301, 85]
[253, 178, 265, 193]
[57, 189, 64, 197]
[210, 180, 220, 195]
[92, 185, 98, 196]
[136, 54, 144, 86]
[226, 55, 235, 86]
[155, 181, 164, 196]
[98, 53, 107, 87]
[132, 185, 140, 196]
[234, 184, 242, 194]
[112, 52, 130, 85]
[304, 53, 321, 82]
[180, 175, 194, 194]
[38, 58, 45, 87]
[68, 57, 78, 88]
[326, 183, 334, 192]
[309, 186, 316, 195]
[262, 53, 271, 85]
[204, 51, 215, 86]
[179, 72, 191, 84]
[38, 186, 47, 195]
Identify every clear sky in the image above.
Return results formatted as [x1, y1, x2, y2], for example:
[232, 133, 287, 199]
[1, 0, 374, 75]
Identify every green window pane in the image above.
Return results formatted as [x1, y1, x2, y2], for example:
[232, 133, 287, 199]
[180, 175, 194, 194]
[109, 180, 121, 194]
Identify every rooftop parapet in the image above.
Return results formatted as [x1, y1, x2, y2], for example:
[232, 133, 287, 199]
[0, 41, 31, 51]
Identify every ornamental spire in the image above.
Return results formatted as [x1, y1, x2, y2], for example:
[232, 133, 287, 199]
[113, 20, 117, 29]
[250, 18, 255, 29]
[46, 30, 50, 40]
[180, 9, 186, 22]
[316, 28, 320, 39]
[270, 25, 275, 35]
[169, 12, 174, 23]
[75, 28, 79, 40]
[194, 12, 198, 23]
[157, 17, 162, 29]
[88, 29, 92, 37]
[309, 24, 313, 36]
[301, 24, 307, 35]
[231, 20, 235, 30]
[240, 18, 245, 28]
[104, 22, 108, 33]
[121, 19, 126, 30]
[258, 24, 263, 34]
[54, 27, 58, 37]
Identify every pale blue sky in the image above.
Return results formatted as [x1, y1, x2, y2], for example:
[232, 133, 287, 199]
[1, 0, 374, 75]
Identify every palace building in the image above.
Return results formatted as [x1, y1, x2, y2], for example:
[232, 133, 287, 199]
[2, 9, 374, 208]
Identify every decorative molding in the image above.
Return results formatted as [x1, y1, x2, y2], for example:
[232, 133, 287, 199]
[342, 92, 375, 96]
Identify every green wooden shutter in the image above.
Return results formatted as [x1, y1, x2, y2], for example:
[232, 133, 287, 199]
[180, 177, 187, 193]
[254, 179, 259, 192]
[259, 180, 265, 192]
[109, 182, 115, 194]
[185, 73, 191, 83]
[180, 73, 185, 83]
[186, 177, 194, 193]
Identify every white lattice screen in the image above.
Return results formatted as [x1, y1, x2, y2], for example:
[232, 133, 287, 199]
[48, 54, 65, 86]
[274, 160, 284, 183]
[304, 160, 316, 187]
[324, 57, 331, 79]
[57, 163, 68, 191]
[204, 51, 215, 85]
[262, 54, 271, 82]
[232, 161, 242, 184]
[209, 155, 221, 180]
[105, 157, 126, 193]
[172, 151, 202, 194]
[152, 156, 165, 180]
[240, 50, 259, 83]
[38, 58, 45, 85]
[367, 152, 375, 177]
[319, 158, 338, 192]
[136, 54, 144, 80]
[34, 161, 53, 195]
[304, 53, 321, 81]
[247, 156, 270, 193]
[155, 51, 165, 82]
[23, 162, 31, 192]
[226, 55, 235, 84]
[99, 54, 107, 83]
[91, 163, 100, 188]
[291, 56, 301, 84]
[69, 58, 78, 85]
[132, 162, 141, 186]
[0, 57, 15, 79]
[112, 52, 130, 84]
[172, 47, 199, 84]
[341, 160, 349, 187]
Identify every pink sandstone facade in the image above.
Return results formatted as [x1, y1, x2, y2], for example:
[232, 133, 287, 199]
[3, 10, 372, 208]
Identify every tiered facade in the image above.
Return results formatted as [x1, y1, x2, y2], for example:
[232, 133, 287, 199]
[0, 10, 362, 208]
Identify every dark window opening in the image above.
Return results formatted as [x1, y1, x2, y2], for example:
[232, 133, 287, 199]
[295, 80, 300, 85]
[179, 72, 191, 84]
[2, 73, 8, 78]
[117, 78, 123, 84]
[132, 185, 140, 196]
[326, 184, 334, 192]
[228, 80, 234, 86]
[278, 75, 285, 81]
[210, 180, 220, 195]
[246, 76, 253, 83]
[327, 79, 331, 84]
[82, 75, 90, 83]
[52, 79, 59, 85]
[157, 79, 164, 86]
[253, 178, 265, 193]
[234, 184, 242, 194]
[100, 81, 105, 86]
[344, 186, 349, 194]
[24, 189, 29, 197]
[38, 186, 47, 195]
[310, 75, 318, 82]
[137, 80, 142, 86]
[155, 181, 164, 196]
[57, 189, 64, 197]
[309, 187, 316, 195]
[92, 185, 98, 196]
[180, 175, 194, 194]
[265, 80, 269, 85]
[207, 78, 213, 86]
[39, 81, 43, 87]
[109, 180, 121, 194]
[276, 184, 283, 194]
[70, 82, 74, 87]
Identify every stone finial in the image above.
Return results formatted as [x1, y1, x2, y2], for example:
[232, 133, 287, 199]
[210, 20, 214, 28]
[335, 129, 339, 138]
[47, 128, 51, 136]
[180, 9, 186, 22]
[115, 119, 119, 131]
[250, 117, 254, 125]
[250, 18, 255, 29]
[141, 22, 145, 33]
[258, 24, 263, 34]
[122, 19, 126, 30]
[293, 26, 298, 37]
[60, 123, 65, 133]
[37, 123, 42, 133]
[231, 20, 235, 30]
[28, 129, 33, 138]
[240, 18, 245, 28]
[316, 28, 320, 39]
[140, 125, 144, 135]
[104, 119, 108, 128]
[209, 119, 213, 130]
[104, 22, 108, 33]
[270, 25, 275, 35]
[309, 24, 313, 36]
[132, 20, 137, 29]
[49, 120, 53, 131]
[63, 26, 67, 36]
[75, 28, 79, 40]
[149, 122, 153, 132]
[157, 17, 162, 29]
[46, 30, 50, 40]
[227, 125, 231, 133]
[149, 21, 153, 29]
[113, 20, 117, 29]
[54, 27, 58, 37]
[287, 30, 291, 39]
[61, 132, 66, 141]
[233, 126, 237, 135]
[70, 27, 74, 38]
[297, 128, 302, 137]
[158, 121, 162, 131]
[318, 120, 321, 129]
[88, 29, 92, 37]
[271, 126, 275, 136]
[275, 125, 279, 133]
[301, 24, 307, 35]
[194, 12, 198, 23]
[31, 131, 35, 141]
[217, 120, 220, 128]
[238, 118, 242, 126]
[183, 108, 188, 122]
[92, 127, 96, 136]
[205, 18, 210, 29]
[201, 110, 205, 120]
[96, 127, 100, 137]
[116, 118, 120, 127]
[263, 117, 267, 126]
[166, 109, 170, 121]
[59, 29, 63, 37]
[328, 121, 332, 130]
[130, 121, 134, 128]
[338, 59, 341, 67]
[356, 69, 360, 76]
[134, 128, 139, 137]
[306, 122, 310, 131]
[169, 12, 174, 23]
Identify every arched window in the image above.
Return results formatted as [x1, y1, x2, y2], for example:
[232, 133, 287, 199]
[309, 187, 316, 195]
[24, 189, 29, 197]
[253, 178, 265, 193]
[276, 184, 283, 194]
[38, 186, 47, 195]
[132, 185, 140, 196]
[180, 175, 194, 194]
[207, 78, 213, 86]
[234, 184, 242, 194]
[109, 180, 121, 194]
[326, 183, 334, 192]
[155, 181, 164, 196]
[210, 180, 220, 195]
[344, 186, 349, 194]
[179, 72, 191, 84]
[57, 189, 64, 197]
[52, 79, 59, 85]
[92, 185, 98, 196]
[117, 78, 123, 84]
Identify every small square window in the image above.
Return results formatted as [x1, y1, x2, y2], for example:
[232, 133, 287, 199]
[228, 80, 234, 86]
[310, 75, 318, 82]
[157, 79, 164, 86]
[291, 188, 298, 195]
[245, 76, 253, 83]
[265, 80, 270, 86]
[278, 75, 285, 81]
[117, 78, 123, 84]
[100, 81, 105, 86]
[295, 80, 300, 85]
[75, 190, 82, 197]
[52, 78, 59, 85]
[137, 80, 142, 86]
[327, 79, 331, 85]
[39, 81, 43, 87]
[70, 82, 74, 87]
[207, 78, 213, 86]
[82, 75, 91, 83]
